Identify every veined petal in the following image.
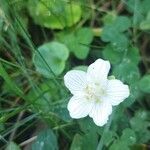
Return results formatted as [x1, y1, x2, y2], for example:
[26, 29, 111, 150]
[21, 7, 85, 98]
[68, 96, 94, 119]
[64, 70, 87, 95]
[87, 59, 110, 85]
[89, 101, 112, 126]
[106, 79, 130, 106]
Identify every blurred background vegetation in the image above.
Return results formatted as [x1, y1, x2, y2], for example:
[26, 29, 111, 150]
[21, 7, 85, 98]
[0, 0, 150, 149]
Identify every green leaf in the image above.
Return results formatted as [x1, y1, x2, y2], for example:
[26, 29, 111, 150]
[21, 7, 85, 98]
[110, 128, 136, 150]
[103, 45, 140, 65]
[140, 19, 150, 30]
[123, 83, 140, 107]
[125, 47, 140, 65]
[51, 101, 72, 122]
[121, 128, 136, 145]
[101, 15, 131, 51]
[103, 14, 131, 32]
[130, 110, 150, 143]
[113, 62, 140, 84]
[141, 0, 150, 14]
[109, 140, 130, 150]
[101, 28, 129, 51]
[125, 0, 150, 28]
[82, 130, 98, 150]
[78, 117, 103, 134]
[32, 129, 58, 150]
[102, 44, 122, 65]
[103, 44, 141, 107]
[112, 60, 141, 107]
[125, 0, 143, 26]
[102, 11, 117, 25]
[111, 106, 129, 132]
[139, 74, 150, 93]
[112, 16, 131, 32]
[33, 41, 69, 77]
[140, 11, 150, 30]
[70, 134, 83, 150]
[102, 130, 116, 146]
[6, 142, 21, 150]
[57, 28, 93, 59]
[101, 26, 120, 42]
[28, 0, 82, 29]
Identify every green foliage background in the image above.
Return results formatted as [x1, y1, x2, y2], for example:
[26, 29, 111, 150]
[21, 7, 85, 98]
[0, 0, 150, 149]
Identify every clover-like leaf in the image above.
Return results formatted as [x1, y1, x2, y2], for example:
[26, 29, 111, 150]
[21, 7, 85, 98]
[57, 28, 93, 59]
[28, 0, 82, 29]
[139, 74, 150, 93]
[33, 41, 69, 78]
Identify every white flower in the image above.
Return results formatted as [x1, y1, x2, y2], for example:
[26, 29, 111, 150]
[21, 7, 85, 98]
[64, 59, 130, 126]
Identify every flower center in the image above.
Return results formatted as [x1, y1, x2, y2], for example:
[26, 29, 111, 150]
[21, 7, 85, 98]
[84, 82, 106, 103]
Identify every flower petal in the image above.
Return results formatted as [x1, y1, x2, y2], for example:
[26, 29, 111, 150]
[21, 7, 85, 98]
[106, 79, 130, 106]
[89, 101, 112, 126]
[87, 59, 110, 85]
[64, 70, 87, 95]
[68, 96, 94, 119]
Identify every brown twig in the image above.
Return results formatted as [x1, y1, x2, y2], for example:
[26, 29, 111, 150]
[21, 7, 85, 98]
[117, 1, 124, 13]
[19, 136, 37, 147]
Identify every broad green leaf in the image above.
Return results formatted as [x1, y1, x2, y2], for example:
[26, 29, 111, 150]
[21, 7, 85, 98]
[130, 110, 150, 143]
[102, 44, 122, 65]
[125, 0, 150, 15]
[125, 47, 140, 65]
[101, 26, 120, 42]
[125, 0, 143, 26]
[140, 11, 150, 30]
[78, 117, 103, 134]
[28, 0, 81, 29]
[110, 128, 136, 150]
[33, 41, 69, 77]
[111, 106, 129, 132]
[6, 142, 21, 150]
[32, 129, 58, 150]
[57, 28, 93, 59]
[101, 15, 131, 51]
[123, 83, 140, 107]
[70, 134, 83, 150]
[141, 0, 150, 14]
[82, 130, 98, 150]
[109, 140, 130, 150]
[102, 130, 116, 146]
[121, 128, 136, 145]
[101, 28, 129, 51]
[139, 74, 150, 93]
[140, 19, 150, 30]
[113, 60, 141, 107]
[103, 14, 131, 32]
[125, 0, 150, 27]
[51, 101, 72, 122]
[103, 45, 140, 66]
[113, 16, 131, 32]
[102, 11, 117, 25]
[113, 62, 140, 84]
